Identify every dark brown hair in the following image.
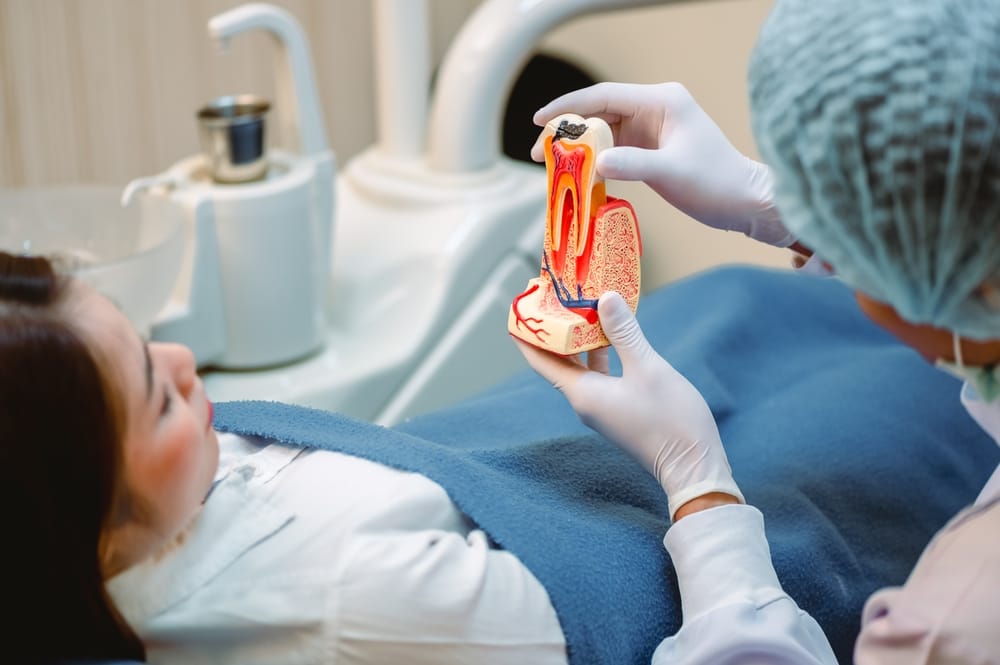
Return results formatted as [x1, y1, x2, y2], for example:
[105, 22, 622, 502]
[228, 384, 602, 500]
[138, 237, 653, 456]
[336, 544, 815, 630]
[0, 251, 145, 662]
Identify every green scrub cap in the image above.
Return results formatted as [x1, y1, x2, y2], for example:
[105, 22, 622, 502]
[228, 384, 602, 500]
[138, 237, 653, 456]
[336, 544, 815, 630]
[749, 0, 1000, 340]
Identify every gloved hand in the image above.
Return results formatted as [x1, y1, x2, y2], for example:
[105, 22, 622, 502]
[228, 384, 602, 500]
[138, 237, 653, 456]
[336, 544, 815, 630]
[532, 82, 793, 247]
[514, 292, 745, 520]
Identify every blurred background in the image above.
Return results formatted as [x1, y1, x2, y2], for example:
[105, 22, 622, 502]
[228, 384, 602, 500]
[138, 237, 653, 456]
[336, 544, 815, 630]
[0, 0, 787, 292]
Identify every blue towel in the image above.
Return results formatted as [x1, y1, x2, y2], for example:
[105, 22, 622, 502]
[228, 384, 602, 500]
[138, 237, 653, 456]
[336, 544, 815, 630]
[214, 266, 999, 665]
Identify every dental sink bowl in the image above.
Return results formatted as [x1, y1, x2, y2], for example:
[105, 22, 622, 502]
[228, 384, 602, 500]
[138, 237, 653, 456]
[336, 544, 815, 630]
[0, 185, 184, 333]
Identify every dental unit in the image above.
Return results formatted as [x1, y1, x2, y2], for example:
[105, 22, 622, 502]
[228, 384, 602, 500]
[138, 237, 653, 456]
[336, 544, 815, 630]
[106, 0, 664, 425]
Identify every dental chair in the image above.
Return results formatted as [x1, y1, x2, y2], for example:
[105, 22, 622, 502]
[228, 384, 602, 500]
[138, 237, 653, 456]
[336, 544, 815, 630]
[58, 264, 998, 665]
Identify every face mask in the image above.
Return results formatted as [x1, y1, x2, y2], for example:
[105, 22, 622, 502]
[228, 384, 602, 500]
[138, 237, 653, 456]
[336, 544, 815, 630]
[935, 331, 1000, 402]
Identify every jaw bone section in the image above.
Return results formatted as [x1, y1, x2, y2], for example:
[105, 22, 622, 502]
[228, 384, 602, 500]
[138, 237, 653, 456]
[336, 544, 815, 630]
[508, 113, 642, 355]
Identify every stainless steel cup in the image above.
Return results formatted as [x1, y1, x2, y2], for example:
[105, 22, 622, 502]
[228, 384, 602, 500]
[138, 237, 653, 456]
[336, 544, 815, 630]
[197, 95, 271, 183]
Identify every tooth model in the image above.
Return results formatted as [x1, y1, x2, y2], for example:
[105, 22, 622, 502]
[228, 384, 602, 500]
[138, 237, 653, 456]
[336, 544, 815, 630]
[508, 113, 641, 355]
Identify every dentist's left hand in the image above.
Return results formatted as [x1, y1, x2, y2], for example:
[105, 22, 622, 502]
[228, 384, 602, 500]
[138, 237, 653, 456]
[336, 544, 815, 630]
[514, 292, 744, 520]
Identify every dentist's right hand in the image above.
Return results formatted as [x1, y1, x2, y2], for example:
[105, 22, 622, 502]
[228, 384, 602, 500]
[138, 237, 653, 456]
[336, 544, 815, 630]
[514, 292, 745, 520]
[532, 82, 793, 247]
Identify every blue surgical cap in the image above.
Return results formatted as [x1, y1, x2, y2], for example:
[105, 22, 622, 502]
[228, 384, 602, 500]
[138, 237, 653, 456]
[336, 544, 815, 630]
[749, 0, 1000, 340]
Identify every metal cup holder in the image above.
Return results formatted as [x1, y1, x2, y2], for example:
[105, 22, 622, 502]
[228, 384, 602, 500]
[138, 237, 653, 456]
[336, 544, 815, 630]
[197, 94, 271, 183]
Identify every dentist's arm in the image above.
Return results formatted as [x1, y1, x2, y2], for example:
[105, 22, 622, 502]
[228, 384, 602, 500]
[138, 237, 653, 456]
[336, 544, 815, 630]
[514, 293, 837, 665]
[513, 291, 743, 520]
[532, 82, 794, 247]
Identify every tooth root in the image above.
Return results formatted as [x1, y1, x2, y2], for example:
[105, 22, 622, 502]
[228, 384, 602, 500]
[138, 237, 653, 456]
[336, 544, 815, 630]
[542, 114, 614, 260]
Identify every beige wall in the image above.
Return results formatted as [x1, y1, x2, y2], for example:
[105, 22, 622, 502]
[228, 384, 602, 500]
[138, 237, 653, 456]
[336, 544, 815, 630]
[0, 0, 787, 290]
[0, 0, 432, 185]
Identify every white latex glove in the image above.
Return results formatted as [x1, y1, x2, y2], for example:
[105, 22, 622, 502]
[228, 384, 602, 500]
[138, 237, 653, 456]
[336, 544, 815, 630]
[514, 292, 745, 520]
[532, 82, 794, 247]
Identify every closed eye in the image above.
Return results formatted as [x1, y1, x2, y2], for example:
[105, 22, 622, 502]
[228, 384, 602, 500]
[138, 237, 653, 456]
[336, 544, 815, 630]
[160, 386, 172, 417]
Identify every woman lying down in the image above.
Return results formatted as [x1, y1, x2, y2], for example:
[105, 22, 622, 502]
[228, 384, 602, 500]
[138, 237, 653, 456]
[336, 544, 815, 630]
[1, 250, 572, 665]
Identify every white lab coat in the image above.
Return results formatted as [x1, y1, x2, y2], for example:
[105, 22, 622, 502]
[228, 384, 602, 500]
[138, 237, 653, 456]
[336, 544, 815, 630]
[654, 383, 1000, 665]
[106, 434, 567, 665]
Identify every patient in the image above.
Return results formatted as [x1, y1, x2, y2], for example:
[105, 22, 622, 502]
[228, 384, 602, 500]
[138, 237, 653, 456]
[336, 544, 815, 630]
[0, 251, 566, 665]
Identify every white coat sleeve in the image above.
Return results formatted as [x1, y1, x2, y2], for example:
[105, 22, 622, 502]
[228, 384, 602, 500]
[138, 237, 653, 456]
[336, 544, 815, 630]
[653, 504, 838, 665]
[334, 527, 568, 665]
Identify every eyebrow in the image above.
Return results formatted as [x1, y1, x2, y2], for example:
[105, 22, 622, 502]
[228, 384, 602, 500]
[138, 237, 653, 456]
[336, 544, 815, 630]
[143, 341, 153, 401]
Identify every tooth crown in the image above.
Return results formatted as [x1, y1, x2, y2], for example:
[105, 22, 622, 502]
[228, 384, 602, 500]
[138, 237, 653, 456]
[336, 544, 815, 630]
[542, 113, 614, 276]
[508, 114, 642, 355]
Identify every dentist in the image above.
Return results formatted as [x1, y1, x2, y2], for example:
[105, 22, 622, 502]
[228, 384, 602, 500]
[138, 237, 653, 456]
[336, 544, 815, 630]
[519, 0, 1000, 662]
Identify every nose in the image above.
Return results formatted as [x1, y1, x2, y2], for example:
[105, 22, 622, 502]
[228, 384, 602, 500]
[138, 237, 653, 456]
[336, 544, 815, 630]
[150, 342, 198, 397]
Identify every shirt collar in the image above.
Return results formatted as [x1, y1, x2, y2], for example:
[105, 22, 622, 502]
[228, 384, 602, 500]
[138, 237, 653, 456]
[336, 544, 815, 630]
[106, 457, 295, 627]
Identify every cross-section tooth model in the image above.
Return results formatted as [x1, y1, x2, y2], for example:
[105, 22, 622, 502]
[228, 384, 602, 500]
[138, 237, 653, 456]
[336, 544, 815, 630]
[508, 113, 641, 355]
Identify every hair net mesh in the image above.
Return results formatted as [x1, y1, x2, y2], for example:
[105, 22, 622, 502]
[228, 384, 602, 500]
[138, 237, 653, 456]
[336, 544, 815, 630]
[749, 0, 1000, 339]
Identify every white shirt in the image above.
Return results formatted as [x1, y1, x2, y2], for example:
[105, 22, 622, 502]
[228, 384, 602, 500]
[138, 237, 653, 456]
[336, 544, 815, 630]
[106, 433, 567, 665]
[652, 384, 1000, 665]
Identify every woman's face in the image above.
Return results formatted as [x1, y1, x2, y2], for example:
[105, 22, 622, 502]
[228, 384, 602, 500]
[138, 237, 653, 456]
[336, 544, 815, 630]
[855, 291, 1000, 365]
[69, 281, 219, 575]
